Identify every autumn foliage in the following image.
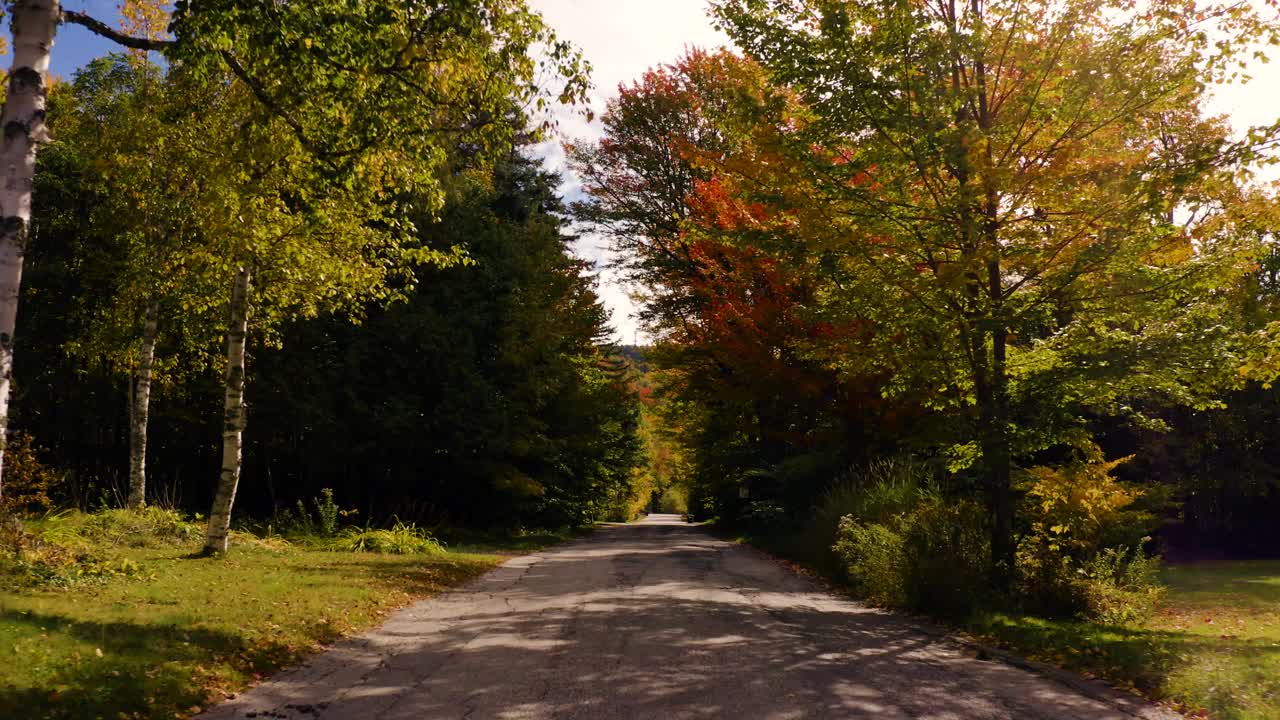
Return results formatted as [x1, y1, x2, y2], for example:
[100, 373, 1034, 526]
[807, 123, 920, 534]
[574, 0, 1280, 614]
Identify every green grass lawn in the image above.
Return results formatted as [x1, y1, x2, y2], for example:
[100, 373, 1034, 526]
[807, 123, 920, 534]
[969, 560, 1280, 720]
[0, 515, 573, 720]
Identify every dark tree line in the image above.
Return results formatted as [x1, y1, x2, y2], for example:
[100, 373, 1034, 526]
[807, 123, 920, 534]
[9, 68, 645, 529]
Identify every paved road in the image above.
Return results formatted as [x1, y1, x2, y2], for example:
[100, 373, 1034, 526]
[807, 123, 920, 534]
[199, 514, 1171, 720]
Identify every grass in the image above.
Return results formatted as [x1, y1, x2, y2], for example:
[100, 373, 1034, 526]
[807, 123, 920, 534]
[0, 510, 579, 720]
[1155, 562, 1280, 719]
[436, 525, 592, 554]
[740, 521, 1280, 720]
[962, 560, 1280, 720]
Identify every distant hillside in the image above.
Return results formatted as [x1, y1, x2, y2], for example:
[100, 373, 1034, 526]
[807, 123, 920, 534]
[616, 344, 652, 374]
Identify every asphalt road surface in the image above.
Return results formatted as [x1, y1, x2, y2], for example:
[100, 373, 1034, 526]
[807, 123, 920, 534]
[198, 514, 1173, 720]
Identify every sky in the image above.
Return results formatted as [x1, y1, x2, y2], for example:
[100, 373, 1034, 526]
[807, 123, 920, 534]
[42, 0, 119, 75]
[27, 0, 1280, 342]
[528, 0, 729, 344]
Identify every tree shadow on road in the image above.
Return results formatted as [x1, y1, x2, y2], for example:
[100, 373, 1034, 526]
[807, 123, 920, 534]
[215, 523, 1239, 720]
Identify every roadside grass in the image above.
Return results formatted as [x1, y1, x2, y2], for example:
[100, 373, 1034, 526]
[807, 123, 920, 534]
[968, 560, 1280, 719]
[1156, 561, 1280, 719]
[0, 509, 581, 720]
[437, 525, 592, 555]
[740, 526, 1280, 720]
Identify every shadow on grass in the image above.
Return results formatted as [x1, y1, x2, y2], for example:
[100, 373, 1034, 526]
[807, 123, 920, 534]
[0, 608, 305, 720]
[1162, 559, 1280, 612]
[288, 552, 500, 599]
[438, 525, 593, 555]
[970, 611, 1280, 712]
[0, 530, 569, 720]
[0, 550, 500, 720]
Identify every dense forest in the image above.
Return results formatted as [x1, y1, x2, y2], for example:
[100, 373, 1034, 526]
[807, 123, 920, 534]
[0, 1, 668, 549]
[14, 78, 661, 533]
[13, 64, 649, 529]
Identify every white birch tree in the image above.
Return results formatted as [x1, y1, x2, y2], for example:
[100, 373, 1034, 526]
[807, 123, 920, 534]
[160, 67, 486, 553]
[55, 53, 209, 509]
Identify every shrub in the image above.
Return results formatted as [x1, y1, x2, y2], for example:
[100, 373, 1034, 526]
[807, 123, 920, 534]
[228, 530, 293, 551]
[0, 432, 61, 516]
[1021, 449, 1149, 554]
[272, 504, 313, 536]
[1, 512, 151, 589]
[832, 496, 990, 616]
[833, 517, 908, 606]
[898, 498, 990, 616]
[815, 458, 929, 532]
[331, 520, 446, 554]
[742, 500, 789, 533]
[828, 446, 1161, 623]
[746, 452, 844, 513]
[1072, 546, 1165, 625]
[1016, 445, 1162, 619]
[73, 507, 202, 548]
[8, 553, 149, 589]
[806, 458, 931, 573]
[273, 488, 353, 538]
[0, 512, 28, 558]
[313, 488, 341, 536]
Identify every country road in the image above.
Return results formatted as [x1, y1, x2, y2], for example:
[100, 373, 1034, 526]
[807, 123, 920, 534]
[198, 514, 1172, 720]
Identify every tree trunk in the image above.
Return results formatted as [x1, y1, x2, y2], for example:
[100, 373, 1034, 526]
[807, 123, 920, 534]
[973, 35, 1016, 583]
[203, 266, 252, 555]
[0, 0, 60, 499]
[984, 322, 1015, 584]
[127, 299, 158, 507]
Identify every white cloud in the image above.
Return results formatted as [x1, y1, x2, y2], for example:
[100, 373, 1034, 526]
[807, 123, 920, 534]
[1207, 53, 1280, 184]
[530, 0, 728, 344]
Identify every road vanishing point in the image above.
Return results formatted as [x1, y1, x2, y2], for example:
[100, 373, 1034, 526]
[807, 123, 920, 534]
[198, 514, 1174, 720]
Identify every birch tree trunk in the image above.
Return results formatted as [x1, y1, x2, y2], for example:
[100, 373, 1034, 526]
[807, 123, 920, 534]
[0, 0, 60, 499]
[203, 266, 251, 554]
[127, 299, 158, 507]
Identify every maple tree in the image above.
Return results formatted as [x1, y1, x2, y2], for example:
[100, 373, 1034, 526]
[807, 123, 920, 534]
[711, 0, 1280, 577]
[575, 51, 887, 516]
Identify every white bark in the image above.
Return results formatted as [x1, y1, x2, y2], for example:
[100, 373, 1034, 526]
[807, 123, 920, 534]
[127, 299, 158, 508]
[0, 0, 59, 500]
[204, 266, 251, 554]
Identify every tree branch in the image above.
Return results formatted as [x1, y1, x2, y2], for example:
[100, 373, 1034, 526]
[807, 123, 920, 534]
[60, 10, 175, 51]
[218, 50, 318, 156]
